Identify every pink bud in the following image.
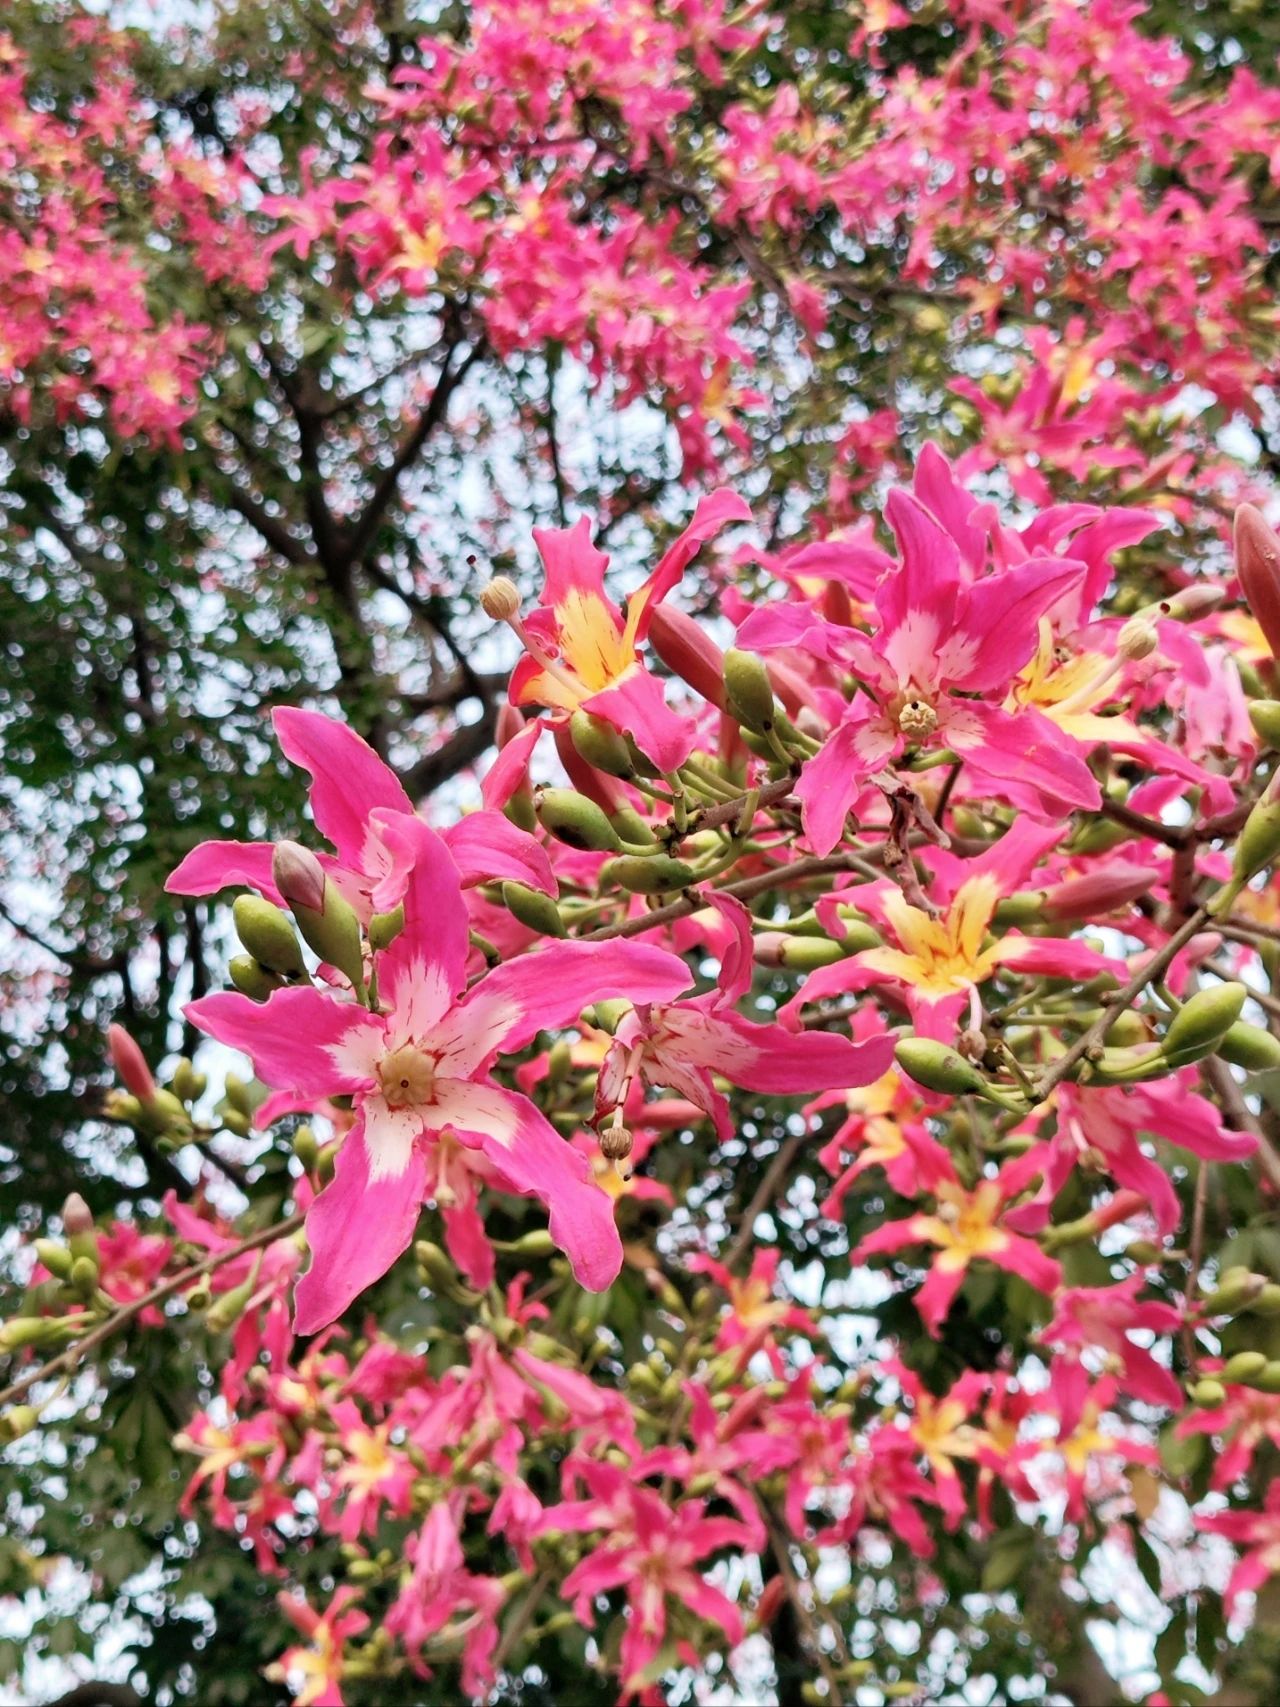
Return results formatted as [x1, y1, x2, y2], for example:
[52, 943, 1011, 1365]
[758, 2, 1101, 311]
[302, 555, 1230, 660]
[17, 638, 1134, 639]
[61, 1192, 94, 1237]
[1234, 503, 1280, 659]
[272, 840, 327, 912]
[1042, 862, 1152, 921]
[647, 604, 727, 711]
[1093, 1189, 1148, 1234]
[107, 1023, 155, 1103]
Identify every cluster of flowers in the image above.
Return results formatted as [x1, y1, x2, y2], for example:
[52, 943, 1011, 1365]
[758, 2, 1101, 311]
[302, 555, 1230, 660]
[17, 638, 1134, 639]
[12, 441, 1280, 1698]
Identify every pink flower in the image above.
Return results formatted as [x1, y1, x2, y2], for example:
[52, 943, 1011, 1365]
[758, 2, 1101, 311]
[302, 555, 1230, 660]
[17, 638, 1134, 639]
[1040, 1277, 1182, 1409]
[186, 814, 692, 1332]
[594, 892, 894, 1137]
[269, 1587, 370, 1707]
[385, 1504, 504, 1697]
[507, 490, 750, 772]
[738, 470, 1101, 853]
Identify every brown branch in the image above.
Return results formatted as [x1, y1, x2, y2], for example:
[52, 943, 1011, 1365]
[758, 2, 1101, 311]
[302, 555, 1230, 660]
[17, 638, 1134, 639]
[0, 1211, 305, 1410]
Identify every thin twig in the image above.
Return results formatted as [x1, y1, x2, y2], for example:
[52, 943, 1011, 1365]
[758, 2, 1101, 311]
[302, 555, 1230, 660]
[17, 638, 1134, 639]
[0, 1211, 306, 1410]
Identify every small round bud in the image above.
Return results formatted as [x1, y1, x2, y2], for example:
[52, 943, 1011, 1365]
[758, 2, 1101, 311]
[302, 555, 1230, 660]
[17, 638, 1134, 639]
[272, 840, 327, 913]
[480, 576, 521, 622]
[501, 881, 567, 938]
[1218, 1020, 1280, 1073]
[1162, 982, 1248, 1066]
[1221, 1350, 1268, 1384]
[535, 788, 623, 852]
[233, 895, 308, 978]
[724, 648, 778, 734]
[1248, 699, 1280, 749]
[894, 1037, 988, 1097]
[228, 954, 282, 1002]
[600, 854, 696, 894]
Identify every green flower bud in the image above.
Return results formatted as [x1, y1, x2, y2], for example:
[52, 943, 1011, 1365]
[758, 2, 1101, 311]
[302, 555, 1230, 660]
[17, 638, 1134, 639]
[69, 1256, 99, 1299]
[224, 1074, 254, 1118]
[569, 710, 635, 778]
[1245, 1282, 1280, 1317]
[367, 904, 405, 951]
[233, 895, 308, 978]
[219, 1108, 252, 1138]
[1189, 1378, 1227, 1407]
[724, 648, 778, 734]
[1255, 1361, 1280, 1393]
[994, 891, 1050, 926]
[1217, 1020, 1280, 1072]
[0, 1314, 89, 1353]
[754, 933, 844, 971]
[894, 1038, 988, 1097]
[206, 1268, 260, 1334]
[229, 954, 283, 1002]
[501, 880, 567, 938]
[1221, 1350, 1268, 1384]
[292, 1125, 318, 1169]
[600, 855, 695, 894]
[588, 999, 631, 1035]
[503, 792, 538, 833]
[508, 1229, 557, 1256]
[1158, 1422, 1205, 1478]
[535, 788, 622, 852]
[1248, 700, 1280, 749]
[1123, 1239, 1163, 1265]
[33, 1240, 73, 1279]
[0, 1405, 40, 1443]
[1211, 777, 1280, 915]
[1201, 1269, 1269, 1315]
[171, 1058, 205, 1103]
[1162, 982, 1248, 1065]
[610, 806, 657, 846]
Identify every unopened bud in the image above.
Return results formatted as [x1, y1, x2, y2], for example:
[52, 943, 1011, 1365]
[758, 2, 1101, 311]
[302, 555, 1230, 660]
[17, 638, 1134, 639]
[480, 576, 521, 622]
[368, 905, 405, 951]
[1189, 1378, 1227, 1407]
[1221, 1350, 1268, 1383]
[107, 1024, 156, 1104]
[610, 806, 657, 846]
[535, 788, 622, 852]
[1200, 1268, 1268, 1315]
[502, 881, 567, 938]
[223, 1074, 254, 1118]
[33, 1239, 72, 1278]
[171, 1058, 205, 1103]
[1211, 776, 1280, 915]
[206, 1267, 260, 1333]
[600, 854, 695, 894]
[1235, 503, 1280, 659]
[292, 1124, 318, 1168]
[1256, 1362, 1280, 1393]
[0, 1405, 40, 1442]
[228, 954, 282, 1001]
[1246, 1282, 1280, 1317]
[569, 710, 635, 779]
[894, 1038, 988, 1098]
[1162, 982, 1248, 1066]
[647, 604, 727, 710]
[61, 1193, 94, 1239]
[1248, 700, 1280, 749]
[724, 648, 778, 734]
[271, 839, 327, 913]
[233, 895, 308, 978]
[68, 1255, 99, 1299]
[1218, 1020, 1280, 1072]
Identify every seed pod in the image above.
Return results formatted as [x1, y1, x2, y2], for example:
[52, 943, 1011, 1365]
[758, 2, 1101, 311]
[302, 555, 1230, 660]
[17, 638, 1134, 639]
[368, 905, 405, 951]
[1248, 700, 1280, 749]
[1218, 1021, 1280, 1072]
[1162, 983, 1248, 1065]
[569, 710, 635, 779]
[502, 880, 567, 938]
[1221, 1350, 1268, 1383]
[535, 788, 622, 852]
[724, 648, 778, 734]
[894, 1038, 988, 1097]
[232, 894, 308, 978]
[600, 855, 695, 894]
[1235, 503, 1280, 659]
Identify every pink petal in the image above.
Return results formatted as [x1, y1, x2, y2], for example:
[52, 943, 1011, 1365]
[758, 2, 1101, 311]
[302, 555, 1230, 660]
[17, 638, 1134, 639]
[947, 556, 1089, 693]
[532, 513, 614, 610]
[876, 487, 962, 637]
[705, 891, 756, 1008]
[371, 813, 470, 1037]
[442, 810, 556, 895]
[442, 1197, 496, 1291]
[714, 1011, 896, 1094]
[794, 721, 867, 857]
[434, 938, 692, 1078]
[431, 1079, 622, 1291]
[629, 489, 752, 641]
[293, 1116, 427, 1335]
[915, 1262, 967, 1337]
[945, 702, 1101, 814]
[185, 988, 384, 1096]
[273, 707, 412, 867]
[165, 840, 281, 902]
[480, 717, 543, 810]
[583, 669, 697, 773]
